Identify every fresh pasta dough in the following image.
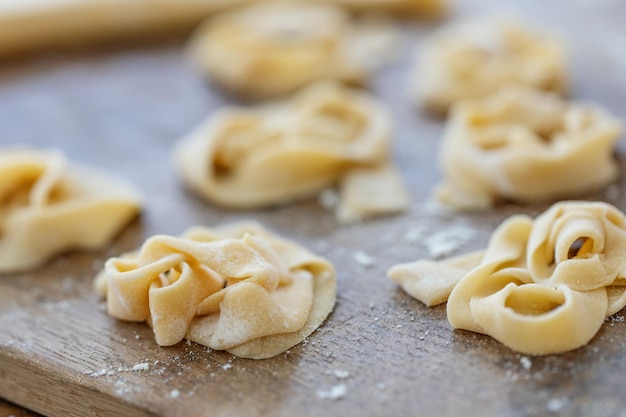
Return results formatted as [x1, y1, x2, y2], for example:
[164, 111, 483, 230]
[388, 201, 626, 355]
[95, 221, 336, 359]
[411, 19, 568, 113]
[173, 81, 409, 223]
[0, 147, 142, 273]
[436, 86, 622, 210]
[0, 0, 251, 56]
[325, 0, 446, 17]
[187, 1, 369, 99]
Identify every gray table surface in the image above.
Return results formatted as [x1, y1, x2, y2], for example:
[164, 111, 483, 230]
[1, 0, 626, 416]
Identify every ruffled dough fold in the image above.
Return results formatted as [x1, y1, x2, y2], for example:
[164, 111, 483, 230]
[96, 221, 336, 359]
[173, 81, 409, 223]
[0, 147, 141, 273]
[388, 201, 626, 355]
[412, 19, 568, 113]
[436, 86, 622, 210]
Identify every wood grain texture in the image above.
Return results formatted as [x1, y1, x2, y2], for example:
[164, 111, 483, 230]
[1, 0, 626, 416]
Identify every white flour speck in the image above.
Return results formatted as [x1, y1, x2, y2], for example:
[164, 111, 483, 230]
[354, 251, 375, 268]
[132, 362, 149, 371]
[334, 370, 350, 379]
[424, 225, 477, 259]
[170, 389, 180, 399]
[520, 356, 532, 370]
[317, 384, 347, 400]
[547, 397, 569, 412]
[404, 225, 428, 244]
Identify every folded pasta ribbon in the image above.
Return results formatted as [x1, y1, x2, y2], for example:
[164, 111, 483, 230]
[389, 201, 626, 355]
[0, 147, 141, 273]
[436, 86, 622, 210]
[174, 81, 409, 223]
[97, 222, 336, 359]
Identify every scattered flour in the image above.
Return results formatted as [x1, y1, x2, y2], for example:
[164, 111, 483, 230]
[403, 220, 477, 259]
[520, 356, 532, 370]
[424, 225, 477, 259]
[607, 314, 624, 322]
[170, 389, 181, 399]
[547, 397, 569, 412]
[333, 370, 350, 379]
[404, 225, 428, 244]
[354, 251, 375, 268]
[317, 384, 347, 400]
[132, 362, 150, 371]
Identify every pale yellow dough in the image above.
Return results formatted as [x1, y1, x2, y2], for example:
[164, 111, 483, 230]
[187, 1, 370, 99]
[388, 201, 626, 355]
[0, 0, 251, 56]
[325, 0, 446, 17]
[436, 86, 622, 210]
[0, 147, 142, 274]
[173, 81, 409, 223]
[96, 221, 336, 359]
[412, 19, 568, 113]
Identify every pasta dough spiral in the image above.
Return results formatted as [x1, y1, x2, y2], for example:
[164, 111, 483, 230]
[436, 86, 622, 210]
[389, 201, 626, 355]
[412, 19, 568, 113]
[173, 81, 409, 223]
[187, 1, 367, 99]
[0, 147, 141, 273]
[96, 221, 336, 359]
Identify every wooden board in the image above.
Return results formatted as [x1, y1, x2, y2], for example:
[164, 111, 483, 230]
[2, 0, 626, 416]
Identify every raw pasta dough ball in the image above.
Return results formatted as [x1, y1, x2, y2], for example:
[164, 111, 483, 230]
[173, 81, 409, 223]
[95, 221, 336, 359]
[0, 147, 142, 273]
[436, 86, 622, 210]
[411, 19, 568, 113]
[389, 201, 626, 355]
[327, 0, 447, 18]
[187, 1, 369, 99]
[0, 0, 251, 57]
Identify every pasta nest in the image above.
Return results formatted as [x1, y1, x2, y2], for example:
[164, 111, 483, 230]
[436, 86, 622, 209]
[412, 19, 568, 113]
[0, 147, 141, 273]
[187, 1, 366, 98]
[390, 201, 626, 355]
[174, 81, 408, 223]
[95, 222, 336, 359]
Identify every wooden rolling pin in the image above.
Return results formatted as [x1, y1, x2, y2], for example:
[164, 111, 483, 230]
[0, 0, 251, 56]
